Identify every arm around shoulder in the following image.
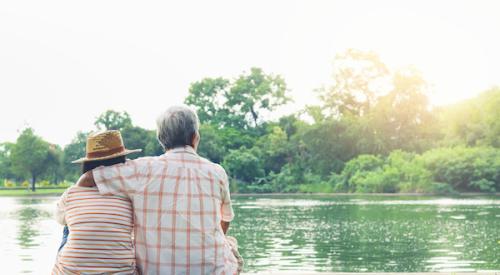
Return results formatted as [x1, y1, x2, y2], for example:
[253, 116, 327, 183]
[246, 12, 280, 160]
[91, 158, 147, 198]
[76, 171, 96, 187]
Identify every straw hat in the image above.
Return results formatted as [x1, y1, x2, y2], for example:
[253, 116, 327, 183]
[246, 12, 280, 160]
[72, 130, 142, 164]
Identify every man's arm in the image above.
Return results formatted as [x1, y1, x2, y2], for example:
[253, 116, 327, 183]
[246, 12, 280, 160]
[217, 165, 234, 234]
[76, 171, 96, 187]
[221, 221, 230, 234]
[79, 160, 142, 198]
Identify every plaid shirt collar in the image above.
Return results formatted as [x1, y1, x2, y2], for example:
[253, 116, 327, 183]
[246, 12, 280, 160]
[165, 145, 198, 156]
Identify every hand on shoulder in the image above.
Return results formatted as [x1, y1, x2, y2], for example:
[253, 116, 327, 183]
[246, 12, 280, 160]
[76, 171, 96, 187]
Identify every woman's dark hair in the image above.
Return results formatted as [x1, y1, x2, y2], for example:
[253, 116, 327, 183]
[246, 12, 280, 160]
[82, 156, 126, 174]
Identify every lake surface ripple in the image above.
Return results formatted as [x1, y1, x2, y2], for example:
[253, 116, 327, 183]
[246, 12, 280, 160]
[0, 195, 498, 273]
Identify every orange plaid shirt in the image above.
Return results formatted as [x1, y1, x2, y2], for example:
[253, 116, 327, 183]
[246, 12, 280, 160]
[92, 146, 238, 275]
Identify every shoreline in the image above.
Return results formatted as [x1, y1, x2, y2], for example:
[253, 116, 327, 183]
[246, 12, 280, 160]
[0, 188, 498, 197]
[243, 273, 500, 275]
[232, 192, 500, 197]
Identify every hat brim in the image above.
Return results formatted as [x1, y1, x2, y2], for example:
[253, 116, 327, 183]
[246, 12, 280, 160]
[71, 149, 142, 164]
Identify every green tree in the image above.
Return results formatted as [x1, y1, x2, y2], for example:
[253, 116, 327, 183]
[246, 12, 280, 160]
[298, 119, 361, 177]
[256, 126, 291, 174]
[197, 124, 226, 163]
[10, 128, 52, 191]
[303, 105, 326, 124]
[0, 142, 16, 181]
[62, 132, 88, 181]
[222, 147, 265, 184]
[95, 110, 163, 157]
[144, 134, 164, 156]
[121, 126, 156, 157]
[95, 110, 133, 131]
[319, 49, 390, 117]
[372, 68, 436, 152]
[227, 67, 290, 127]
[44, 145, 63, 184]
[438, 87, 500, 147]
[184, 78, 242, 127]
[197, 124, 255, 164]
[185, 78, 247, 129]
[185, 68, 291, 130]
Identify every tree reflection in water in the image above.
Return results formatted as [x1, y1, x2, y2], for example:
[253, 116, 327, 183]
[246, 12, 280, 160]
[16, 198, 51, 249]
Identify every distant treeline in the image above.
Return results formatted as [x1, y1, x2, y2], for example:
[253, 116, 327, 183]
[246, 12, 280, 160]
[1, 49, 499, 193]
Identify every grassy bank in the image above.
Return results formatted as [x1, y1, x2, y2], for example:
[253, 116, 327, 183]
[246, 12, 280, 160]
[0, 188, 68, 196]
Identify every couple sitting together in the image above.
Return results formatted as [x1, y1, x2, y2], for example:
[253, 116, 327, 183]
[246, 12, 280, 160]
[53, 105, 243, 275]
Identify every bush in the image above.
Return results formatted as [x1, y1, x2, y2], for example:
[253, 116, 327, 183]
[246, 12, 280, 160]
[428, 182, 458, 195]
[232, 179, 275, 193]
[421, 147, 500, 192]
[58, 181, 72, 188]
[21, 180, 30, 188]
[4, 180, 16, 188]
[223, 147, 265, 183]
[298, 182, 332, 193]
[470, 179, 496, 193]
[334, 154, 384, 192]
[38, 180, 51, 187]
[269, 165, 297, 192]
[332, 151, 445, 193]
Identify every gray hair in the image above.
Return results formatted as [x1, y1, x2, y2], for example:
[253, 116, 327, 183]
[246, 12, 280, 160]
[156, 105, 200, 150]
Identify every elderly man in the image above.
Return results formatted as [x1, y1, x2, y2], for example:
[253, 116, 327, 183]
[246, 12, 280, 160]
[77, 105, 242, 275]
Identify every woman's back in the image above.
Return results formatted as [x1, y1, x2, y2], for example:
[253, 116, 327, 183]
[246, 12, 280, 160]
[53, 186, 136, 274]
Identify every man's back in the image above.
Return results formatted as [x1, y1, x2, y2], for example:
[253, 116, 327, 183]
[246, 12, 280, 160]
[92, 146, 238, 275]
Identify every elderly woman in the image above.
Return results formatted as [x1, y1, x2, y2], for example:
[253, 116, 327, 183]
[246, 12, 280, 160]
[53, 130, 141, 274]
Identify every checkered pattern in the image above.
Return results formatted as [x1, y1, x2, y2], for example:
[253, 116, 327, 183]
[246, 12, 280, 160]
[93, 146, 238, 275]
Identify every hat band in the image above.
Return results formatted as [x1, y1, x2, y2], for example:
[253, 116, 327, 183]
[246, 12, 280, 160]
[86, 146, 125, 159]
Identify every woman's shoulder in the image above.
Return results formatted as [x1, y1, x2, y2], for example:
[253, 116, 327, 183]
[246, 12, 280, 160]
[65, 185, 100, 197]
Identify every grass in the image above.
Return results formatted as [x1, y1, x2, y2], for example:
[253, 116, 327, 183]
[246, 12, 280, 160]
[0, 187, 68, 196]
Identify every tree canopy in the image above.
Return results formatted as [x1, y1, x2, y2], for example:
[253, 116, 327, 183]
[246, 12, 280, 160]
[186, 67, 290, 130]
[10, 128, 55, 191]
[1, 56, 499, 194]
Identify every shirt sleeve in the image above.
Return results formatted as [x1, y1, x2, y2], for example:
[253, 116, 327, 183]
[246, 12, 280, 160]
[55, 189, 69, 225]
[92, 159, 144, 199]
[218, 166, 235, 222]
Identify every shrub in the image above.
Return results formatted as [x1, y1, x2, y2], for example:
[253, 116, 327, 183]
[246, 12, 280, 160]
[470, 179, 496, 193]
[332, 150, 443, 193]
[421, 147, 500, 192]
[298, 182, 332, 193]
[38, 180, 51, 187]
[4, 180, 16, 188]
[223, 147, 265, 183]
[269, 164, 298, 192]
[334, 154, 384, 192]
[428, 182, 458, 195]
[58, 181, 72, 188]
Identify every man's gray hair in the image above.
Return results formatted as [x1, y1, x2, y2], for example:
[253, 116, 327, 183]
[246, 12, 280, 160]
[156, 105, 200, 150]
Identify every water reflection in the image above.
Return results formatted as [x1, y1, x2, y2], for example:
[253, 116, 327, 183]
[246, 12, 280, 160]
[16, 205, 50, 249]
[0, 195, 499, 273]
[1, 197, 60, 274]
[230, 195, 500, 272]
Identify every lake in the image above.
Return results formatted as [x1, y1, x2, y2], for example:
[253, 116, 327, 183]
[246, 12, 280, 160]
[0, 194, 498, 274]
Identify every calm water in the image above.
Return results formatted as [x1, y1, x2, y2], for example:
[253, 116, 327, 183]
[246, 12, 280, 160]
[0, 195, 498, 274]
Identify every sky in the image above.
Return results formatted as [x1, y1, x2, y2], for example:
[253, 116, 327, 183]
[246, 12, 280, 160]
[1, 0, 499, 146]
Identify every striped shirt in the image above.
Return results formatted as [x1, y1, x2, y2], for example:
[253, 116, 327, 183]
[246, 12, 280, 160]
[92, 146, 238, 275]
[53, 186, 137, 274]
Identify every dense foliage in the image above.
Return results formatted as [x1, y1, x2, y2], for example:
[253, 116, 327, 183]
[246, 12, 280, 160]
[1, 50, 499, 193]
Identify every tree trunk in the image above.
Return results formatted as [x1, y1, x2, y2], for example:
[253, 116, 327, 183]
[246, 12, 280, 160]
[250, 106, 258, 127]
[31, 175, 36, 192]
